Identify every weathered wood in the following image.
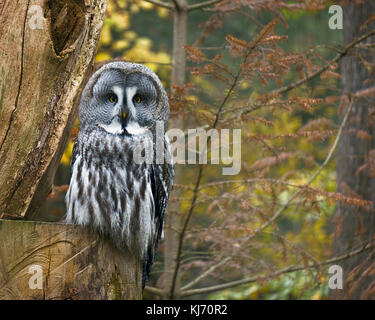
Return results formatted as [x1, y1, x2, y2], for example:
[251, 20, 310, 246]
[0, 0, 108, 219]
[0, 219, 142, 299]
[0, 1, 142, 300]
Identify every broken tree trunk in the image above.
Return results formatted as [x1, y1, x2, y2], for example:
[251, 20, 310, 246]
[0, 0, 142, 299]
[0, 219, 142, 299]
[0, 0, 107, 219]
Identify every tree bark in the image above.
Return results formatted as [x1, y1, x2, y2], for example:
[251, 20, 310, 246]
[171, 1, 188, 87]
[161, 0, 188, 299]
[0, 0, 142, 300]
[0, 0, 107, 219]
[0, 219, 142, 299]
[332, 2, 375, 299]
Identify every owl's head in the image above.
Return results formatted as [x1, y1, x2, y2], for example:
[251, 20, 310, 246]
[78, 61, 169, 135]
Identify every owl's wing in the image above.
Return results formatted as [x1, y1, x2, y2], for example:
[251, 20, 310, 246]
[152, 163, 174, 238]
[70, 140, 79, 167]
[143, 160, 174, 288]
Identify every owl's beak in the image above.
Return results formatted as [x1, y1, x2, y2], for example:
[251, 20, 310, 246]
[120, 108, 129, 131]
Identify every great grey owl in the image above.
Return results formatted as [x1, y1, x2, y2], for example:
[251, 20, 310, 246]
[65, 61, 174, 288]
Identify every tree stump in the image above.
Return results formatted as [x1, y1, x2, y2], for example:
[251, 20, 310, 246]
[0, 219, 142, 299]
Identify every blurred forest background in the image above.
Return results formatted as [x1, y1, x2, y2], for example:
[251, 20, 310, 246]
[39, 0, 375, 300]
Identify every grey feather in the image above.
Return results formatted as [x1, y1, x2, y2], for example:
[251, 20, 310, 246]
[65, 61, 174, 288]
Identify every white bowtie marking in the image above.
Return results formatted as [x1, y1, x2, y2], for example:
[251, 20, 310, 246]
[125, 86, 147, 135]
[98, 85, 124, 134]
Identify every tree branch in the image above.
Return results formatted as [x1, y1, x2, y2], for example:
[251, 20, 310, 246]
[181, 256, 231, 291]
[143, 0, 173, 10]
[167, 44, 255, 298]
[179, 97, 354, 291]
[188, 0, 222, 11]
[129, 60, 172, 66]
[198, 178, 301, 191]
[272, 29, 375, 96]
[167, 20, 284, 298]
[168, 164, 204, 298]
[180, 239, 375, 297]
[144, 285, 165, 296]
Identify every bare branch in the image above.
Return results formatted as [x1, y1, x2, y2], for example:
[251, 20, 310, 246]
[167, 21, 287, 298]
[188, 0, 222, 11]
[181, 256, 231, 291]
[143, 0, 173, 10]
[168, 164, 204, 298]
[128, 60, 172, 66]
[144, 285, 166, 296]
[198, 178, 300, 191]
[236, 29, 375, 118]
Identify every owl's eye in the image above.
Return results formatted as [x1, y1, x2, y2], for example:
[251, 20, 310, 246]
[108, 94, 118, 103]
[133, 94, 143, 104]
